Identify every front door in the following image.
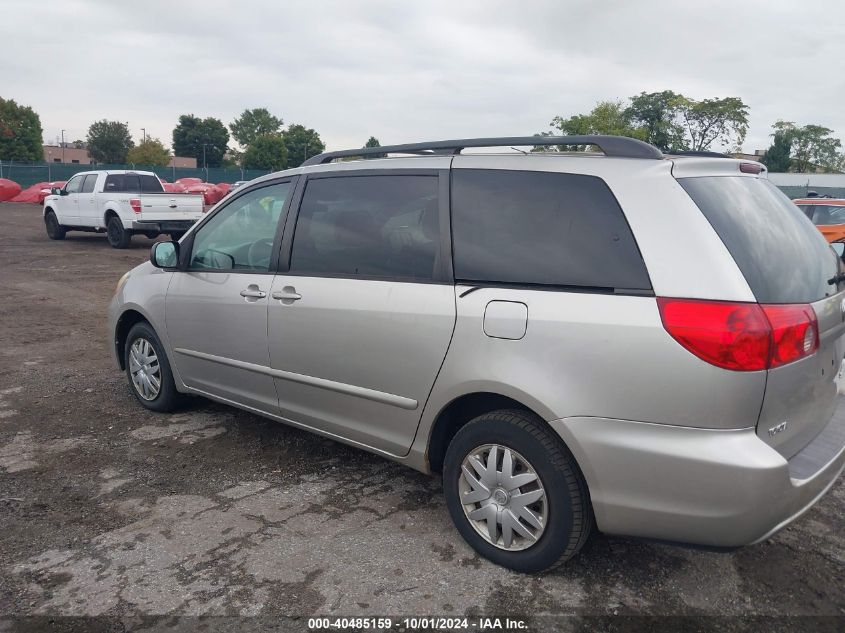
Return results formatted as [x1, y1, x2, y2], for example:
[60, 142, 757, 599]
[76, 173, 99, 226]
[165, 180, 294, 413]
[268, 171, 456, 455]
[56, 174, 84, 224]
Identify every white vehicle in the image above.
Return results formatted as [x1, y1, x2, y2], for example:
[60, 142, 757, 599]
[43, 170, 206, 248]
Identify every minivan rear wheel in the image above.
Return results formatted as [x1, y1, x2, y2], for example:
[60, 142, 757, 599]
[443, 409, 592, 572]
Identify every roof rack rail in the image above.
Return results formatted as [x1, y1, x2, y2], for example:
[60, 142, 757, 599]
[302, 135, 663, 166]
[664, 150, 731, 158]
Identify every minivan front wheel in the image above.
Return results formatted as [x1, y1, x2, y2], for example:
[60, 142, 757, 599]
[443, 409, 592, 572]
[124, 322, 182, 412]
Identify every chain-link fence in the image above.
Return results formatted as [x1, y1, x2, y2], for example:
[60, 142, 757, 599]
[0, 161, 271, 189]
[776, 185, 845, 199]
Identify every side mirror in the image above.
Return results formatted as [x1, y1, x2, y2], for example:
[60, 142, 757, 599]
[150, 241, 179, 268]
[51, 187, 61, 196]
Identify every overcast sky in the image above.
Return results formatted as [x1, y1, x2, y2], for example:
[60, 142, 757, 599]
[3, 0, 844, 155]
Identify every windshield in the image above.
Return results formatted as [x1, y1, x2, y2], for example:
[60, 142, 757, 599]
[797, 204, 845, 226]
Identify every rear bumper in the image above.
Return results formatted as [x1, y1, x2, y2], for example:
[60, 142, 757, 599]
[550, 402, 845, 547]
[130, 220, 196, 233]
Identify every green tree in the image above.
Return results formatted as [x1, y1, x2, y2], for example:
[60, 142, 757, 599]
[283, 124, 325, 167]
[0, 97, 44, 162]
[126, 137, 172, 167]
[242, 134, 288, 171]
[72, 139, 85, 149]
[86, 120, 133, 163]
[172, 114, 229, 167]
[229, 108, 283, 149]
[539, 101, 645, 151]
[773, 121, 842, 173]
[760, 131, 792, 172]
[363, 136, 385, 158]
[625, 90, 685, 151]
[675, 96, 749, 152]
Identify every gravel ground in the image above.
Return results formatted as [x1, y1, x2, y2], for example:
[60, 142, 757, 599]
[0, 202, 843, 628]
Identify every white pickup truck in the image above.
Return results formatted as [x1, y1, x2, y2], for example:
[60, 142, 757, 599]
[42, 170, 206, 248]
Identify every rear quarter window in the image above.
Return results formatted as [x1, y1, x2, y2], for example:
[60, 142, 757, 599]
[140, 175, 164, 192]
[679, 176, 838, 304]
[450, 169, 651, 292]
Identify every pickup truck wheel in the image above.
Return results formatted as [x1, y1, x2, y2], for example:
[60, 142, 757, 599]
[125, 322, 183, 412]
[45, 211, 66, 240]
[107, 215, 132, 249]
[443, 409, 593, 572]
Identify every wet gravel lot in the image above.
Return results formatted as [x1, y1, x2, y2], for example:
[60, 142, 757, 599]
[0, 202, 843, 627]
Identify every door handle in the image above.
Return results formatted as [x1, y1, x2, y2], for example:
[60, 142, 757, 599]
[240, 288, 267, 299]
[272, 287, 302, 302]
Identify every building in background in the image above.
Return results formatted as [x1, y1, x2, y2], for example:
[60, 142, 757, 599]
[730, 149, 766, 162]
[42, 145, 197, 168]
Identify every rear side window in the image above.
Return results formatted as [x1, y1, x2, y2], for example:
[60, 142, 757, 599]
[81, 174, 97, 193]
[140, 175, 163, 192]
[104, 174, 125, 193]
[290, 175, 440, 280]
[680, 177, 838, 304]
[103, 174, 161, 193]
[450, 169, 651, 291]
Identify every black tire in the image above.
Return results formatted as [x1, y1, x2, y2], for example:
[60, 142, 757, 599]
[124, 321, 184, 412]
[443, 409, 593, 573]
[106, 215, 132, 249]
[44, 210, 66, 240]
[144, 232, 159, 240]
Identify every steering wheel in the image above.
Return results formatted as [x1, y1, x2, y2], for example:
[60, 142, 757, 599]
[247, 238, 275, 269]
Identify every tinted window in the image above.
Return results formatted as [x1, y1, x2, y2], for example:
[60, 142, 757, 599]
[680, 177, 838, 303]
[451, 169, 650, 290]
[64, 175, 84, 193]
[103, 173, 161, 193]
[804, 204, 845, 226]
[290, 175, 440, 280]
[190, 182, 290, 271]
[80, 174, 97, 193]
[104, 174, 125, 193]
[140, 175, 163, 192]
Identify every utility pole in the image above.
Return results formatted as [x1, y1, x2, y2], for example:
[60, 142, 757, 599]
[141, 128, 146, 143]
[61, 129, 65, 164]
[202, 144, 208, 182]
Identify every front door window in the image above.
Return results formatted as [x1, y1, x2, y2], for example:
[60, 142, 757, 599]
[190, 182, 292, 271]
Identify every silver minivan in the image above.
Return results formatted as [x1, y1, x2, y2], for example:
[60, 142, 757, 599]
[108, 136, 845, 572]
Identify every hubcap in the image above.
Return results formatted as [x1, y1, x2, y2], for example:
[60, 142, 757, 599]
[458, 444, 547, 551]
[129, 338, 161, 401]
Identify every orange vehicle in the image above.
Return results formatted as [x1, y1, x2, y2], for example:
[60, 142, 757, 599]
[794, 196, 845, 243]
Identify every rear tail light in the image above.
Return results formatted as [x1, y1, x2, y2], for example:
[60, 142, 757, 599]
[129, 198, 142, 214]
[762, 304, 819, 368]
[739, 162, 764, 174]
[657, 298, 818, 371]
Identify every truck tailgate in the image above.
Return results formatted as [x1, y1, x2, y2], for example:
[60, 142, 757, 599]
[137, 193, 205, 222]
